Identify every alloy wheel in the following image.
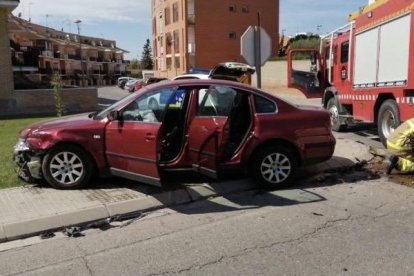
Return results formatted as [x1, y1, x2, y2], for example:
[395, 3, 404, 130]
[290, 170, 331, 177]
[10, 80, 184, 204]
[260, 153, 292, 184]
[49, 151, 84, 185]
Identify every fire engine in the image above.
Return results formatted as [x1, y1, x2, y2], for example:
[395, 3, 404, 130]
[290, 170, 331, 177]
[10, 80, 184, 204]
[287, 0, 414, 146]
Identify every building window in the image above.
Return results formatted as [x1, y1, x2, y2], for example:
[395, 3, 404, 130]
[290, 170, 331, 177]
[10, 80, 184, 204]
[166, 57, 172, 70]
[173, 2, 179, 22]
[165, 7, 171, 25]
[228, 32, 237, 40]
[173, 29, 180, 53]
[174, 56, 180, 68]
[242, 6, 249, 13]
[229, 4, 236, 12]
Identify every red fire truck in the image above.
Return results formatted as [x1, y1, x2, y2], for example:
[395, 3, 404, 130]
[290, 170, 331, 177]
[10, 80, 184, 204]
[287, 0, 414, 145]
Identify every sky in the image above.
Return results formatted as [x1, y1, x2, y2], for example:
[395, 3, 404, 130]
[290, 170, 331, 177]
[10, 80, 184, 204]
[13, 0, 368, 60]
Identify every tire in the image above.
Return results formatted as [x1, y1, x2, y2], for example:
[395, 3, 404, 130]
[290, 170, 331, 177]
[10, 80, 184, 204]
[252, 145, 298, 189]
[378, 99, 401, 147]
[326, 98, 347, 132]
[42, 144, 94, 189]
[149, 98, 159, 110]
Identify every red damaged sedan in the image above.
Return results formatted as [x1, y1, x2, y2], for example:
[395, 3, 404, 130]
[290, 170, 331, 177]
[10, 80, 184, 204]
[14, 79, 335, 189]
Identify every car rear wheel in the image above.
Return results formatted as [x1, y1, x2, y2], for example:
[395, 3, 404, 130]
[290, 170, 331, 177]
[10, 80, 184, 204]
[252, 145, 298, 189]
[42, 144, 94, 189]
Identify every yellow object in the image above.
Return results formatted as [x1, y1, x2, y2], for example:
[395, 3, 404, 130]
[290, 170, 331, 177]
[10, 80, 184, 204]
[348, 0, 390, 21]
[398, 158, 414, 173]
[387, 118, 414, 173]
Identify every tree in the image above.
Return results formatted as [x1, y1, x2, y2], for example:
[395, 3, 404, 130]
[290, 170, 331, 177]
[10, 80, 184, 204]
[130, 59, 140, 69]
[141, 39, 153, 70]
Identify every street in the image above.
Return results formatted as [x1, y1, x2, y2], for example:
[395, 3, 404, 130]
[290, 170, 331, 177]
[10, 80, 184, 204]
[0, 86, 413, 275]
[1, 177, 414, 275]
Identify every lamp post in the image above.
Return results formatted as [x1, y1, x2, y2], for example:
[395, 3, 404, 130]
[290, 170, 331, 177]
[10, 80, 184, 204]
[74, 19, 84, 86]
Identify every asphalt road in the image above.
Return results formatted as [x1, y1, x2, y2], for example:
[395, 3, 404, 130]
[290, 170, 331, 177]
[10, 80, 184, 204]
[1, 177, 414, 275]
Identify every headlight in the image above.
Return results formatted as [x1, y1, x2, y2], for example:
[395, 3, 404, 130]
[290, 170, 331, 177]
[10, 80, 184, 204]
[14, 139, 30, 152]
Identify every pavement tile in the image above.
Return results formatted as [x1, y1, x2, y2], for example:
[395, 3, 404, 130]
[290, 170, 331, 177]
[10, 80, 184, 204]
[57, 206, 109, 227]
[185, 184, 218, 201]
[105, 196, 158, 216]
[3, 214, 62, 240]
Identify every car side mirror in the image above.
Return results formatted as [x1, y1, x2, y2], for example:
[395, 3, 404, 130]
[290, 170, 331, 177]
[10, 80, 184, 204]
[108, 110, 122, 121]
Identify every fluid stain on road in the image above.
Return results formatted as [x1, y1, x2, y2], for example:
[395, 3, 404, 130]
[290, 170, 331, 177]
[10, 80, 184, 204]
[363, 155, 414, 188]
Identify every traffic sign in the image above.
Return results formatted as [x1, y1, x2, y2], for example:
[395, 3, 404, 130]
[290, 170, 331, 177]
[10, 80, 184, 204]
[241, 26, 272, 66]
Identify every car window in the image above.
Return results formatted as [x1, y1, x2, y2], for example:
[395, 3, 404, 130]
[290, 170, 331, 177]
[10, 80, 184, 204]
[122, 88, 175, 122]
[197, 86, 237, 117]
[254, 95, 277, 114]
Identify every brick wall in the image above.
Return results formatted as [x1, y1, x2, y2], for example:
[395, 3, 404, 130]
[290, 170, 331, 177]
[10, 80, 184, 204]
[1, 88, 98, 117]
[194, 0, 279, 68]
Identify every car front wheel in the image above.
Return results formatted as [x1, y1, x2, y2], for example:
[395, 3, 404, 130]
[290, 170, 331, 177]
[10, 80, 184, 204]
[252, 146, 298, 189]
[42, 144, 94, 189]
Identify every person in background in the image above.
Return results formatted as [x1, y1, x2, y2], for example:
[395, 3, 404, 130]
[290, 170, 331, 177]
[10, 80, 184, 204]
[386, 118, 414, 174]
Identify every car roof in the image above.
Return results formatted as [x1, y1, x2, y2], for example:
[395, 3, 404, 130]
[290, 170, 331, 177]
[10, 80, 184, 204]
[142, 78, 277, 100]
[172, 74, 210, 80]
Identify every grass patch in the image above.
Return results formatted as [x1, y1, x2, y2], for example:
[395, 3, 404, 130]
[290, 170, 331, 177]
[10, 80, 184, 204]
[0, 117, 52, 189]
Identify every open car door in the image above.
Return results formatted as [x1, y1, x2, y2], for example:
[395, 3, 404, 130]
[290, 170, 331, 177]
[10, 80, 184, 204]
[187, 86, 236, 178]
[105, 88, 175, 187]
[287, 49, 325, 98]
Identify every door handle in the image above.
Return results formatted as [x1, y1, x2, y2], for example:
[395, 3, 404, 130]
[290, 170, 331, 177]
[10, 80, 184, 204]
[145, 133, 156, 141]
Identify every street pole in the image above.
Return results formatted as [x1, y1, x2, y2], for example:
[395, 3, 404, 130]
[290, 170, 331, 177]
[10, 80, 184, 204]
[255, 12, 262, 88]
[74, 20, 83, 86]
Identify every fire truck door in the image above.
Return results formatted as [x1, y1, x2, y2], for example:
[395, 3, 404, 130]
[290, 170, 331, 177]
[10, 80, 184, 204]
[288, 49, 324, 98]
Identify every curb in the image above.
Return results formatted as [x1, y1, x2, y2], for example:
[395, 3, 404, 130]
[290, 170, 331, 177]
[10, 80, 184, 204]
[0, 181, 257, 243]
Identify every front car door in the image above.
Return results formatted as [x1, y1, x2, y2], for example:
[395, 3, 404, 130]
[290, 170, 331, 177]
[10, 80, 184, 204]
[187, 85, 237, 178]
[105, 88, 175, 186]
[287, 49, 325, 98]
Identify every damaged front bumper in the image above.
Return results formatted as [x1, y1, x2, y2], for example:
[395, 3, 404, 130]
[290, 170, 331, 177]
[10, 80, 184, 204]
[13, 139, 43, 182]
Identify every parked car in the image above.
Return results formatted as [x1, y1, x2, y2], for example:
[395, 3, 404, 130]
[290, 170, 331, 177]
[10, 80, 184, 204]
[14, 79, 335, 190]
[172, 73, 210, 80]
[144, 77, 168, 86]
[125, 79, 141, 92]
[117, 77, 134, 89]
[133, 79, 145, 92]
[173, 62, 255, 84]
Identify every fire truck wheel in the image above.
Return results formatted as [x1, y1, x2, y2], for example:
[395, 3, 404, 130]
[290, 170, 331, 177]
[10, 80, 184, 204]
[378, 99, 401, 147]
[327, 98, 346, 132]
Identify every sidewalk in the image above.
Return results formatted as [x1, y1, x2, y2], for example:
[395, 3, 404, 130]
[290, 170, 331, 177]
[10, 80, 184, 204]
[0, 136, 374, 243]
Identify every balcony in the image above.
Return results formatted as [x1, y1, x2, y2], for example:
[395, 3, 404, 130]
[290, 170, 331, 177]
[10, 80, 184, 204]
[187, 14, 195, 25]
[41, 50, 54, 58]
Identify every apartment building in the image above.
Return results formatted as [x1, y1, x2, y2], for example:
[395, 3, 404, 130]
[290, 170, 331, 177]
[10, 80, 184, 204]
[8, 15, 128, 87]
[152, 0, 279, 78]
[0, 0, 19, 112]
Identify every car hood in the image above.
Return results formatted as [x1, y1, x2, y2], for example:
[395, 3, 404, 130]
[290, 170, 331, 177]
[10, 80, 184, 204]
[20, 113, 95, 138]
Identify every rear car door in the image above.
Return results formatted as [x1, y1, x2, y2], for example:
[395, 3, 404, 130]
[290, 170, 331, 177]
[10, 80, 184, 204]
[105, 88, 175, 186]
[187, 85, 236, 178]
